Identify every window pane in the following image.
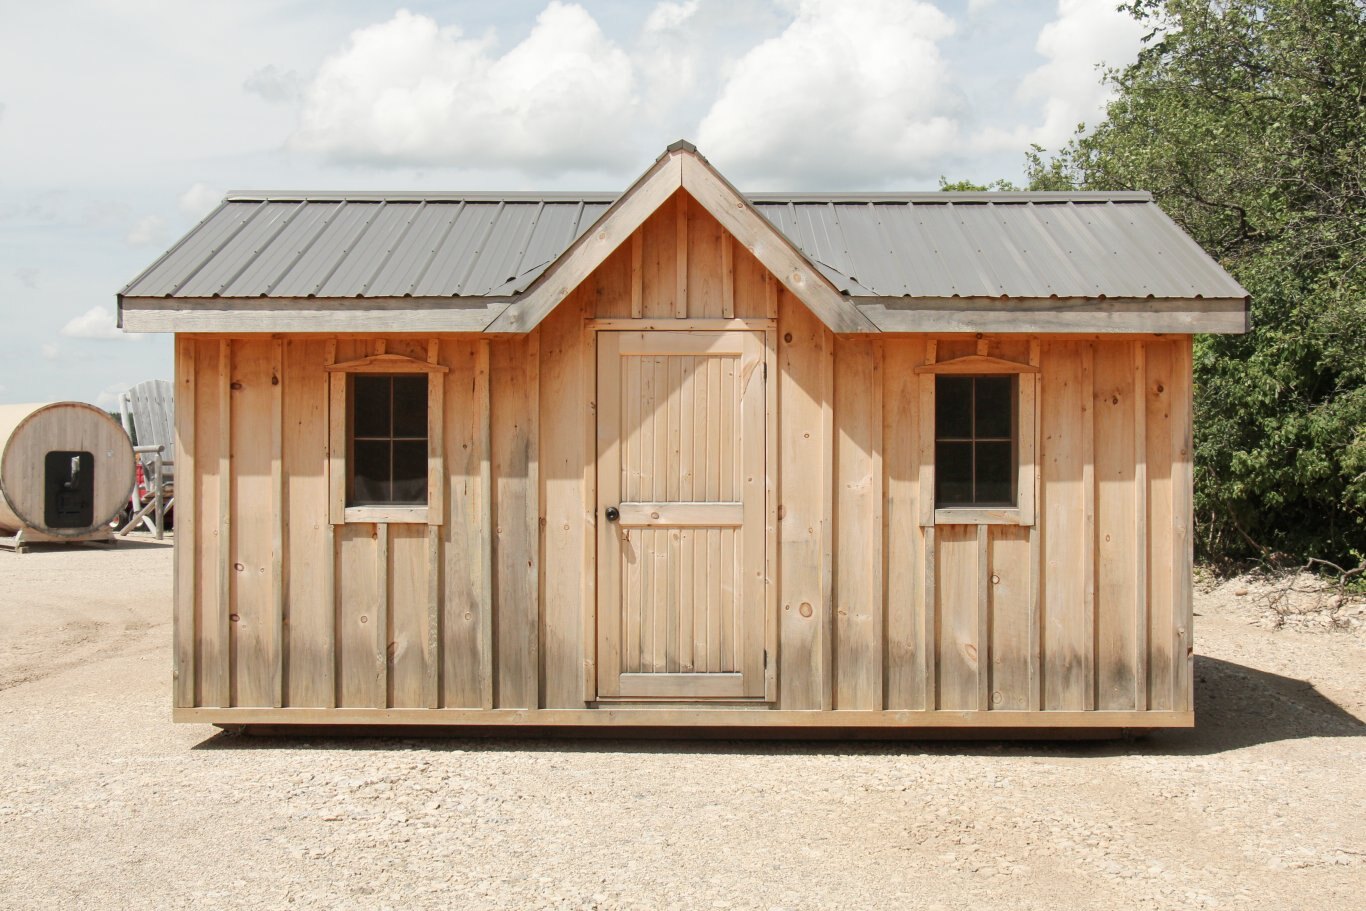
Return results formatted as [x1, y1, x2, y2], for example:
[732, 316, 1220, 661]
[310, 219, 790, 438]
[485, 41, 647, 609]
[352, 440, 391, 504]
[392, 375, 428, 438]
[935, 376, 972, 439]
[936, 441, 974, 505]
[974, 376, 1014, 439]
[975, 441, 1014, 505]
[353, 375, 390, 438]
[391, 440, 428, 504]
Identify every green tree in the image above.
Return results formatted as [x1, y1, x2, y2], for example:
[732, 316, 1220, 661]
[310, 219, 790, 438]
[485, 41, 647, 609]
[1025, 0, 1366, 568]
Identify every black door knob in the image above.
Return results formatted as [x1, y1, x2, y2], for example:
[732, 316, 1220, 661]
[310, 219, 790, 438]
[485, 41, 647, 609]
[605, 506, 620, 522]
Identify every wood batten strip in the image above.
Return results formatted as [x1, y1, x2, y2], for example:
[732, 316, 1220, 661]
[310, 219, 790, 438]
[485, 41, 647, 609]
[764, 327, 779, 701]
[323, 339, 338, 708]
[821, 321, 836, 712]
[271, 339, 286, 708]
[1133, 343, 1149, 711]
[173, 338, 196, 708]
[977, 525, 990, 711]
[580, 317, 598, 704]
[216, 339, 232, 708]
[426, 526, 441, 709]
[477, 341, 494, 711]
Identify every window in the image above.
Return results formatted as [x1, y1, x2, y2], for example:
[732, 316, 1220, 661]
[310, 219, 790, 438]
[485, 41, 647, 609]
[327, 347, 447, 525]
[935, 375, 1017, 508]
[915, 344, 1037, 526]
[350, 374, 429, 506]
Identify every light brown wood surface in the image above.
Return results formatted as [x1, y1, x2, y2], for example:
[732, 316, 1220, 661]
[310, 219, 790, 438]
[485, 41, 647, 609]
[170, 196, 1197, 730]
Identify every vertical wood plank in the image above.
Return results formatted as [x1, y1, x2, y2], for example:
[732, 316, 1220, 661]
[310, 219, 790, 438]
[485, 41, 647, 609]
[1133, 342, 1149, 710]
[1094, 340, 1139, 710]
[820, 316, 835, 712]
[917, 340, 938, 527]
[775, 300, 825, 710]
[883, 338, 925, 710]
[426, 525, 440, 709]
[1082, 342, 1096, 711]
[281, 340, 334, 704]
[216, 339, 231, 707]
[977, 525, 990, 711]
[1145, 340, 1176, 711]
[335, 522, 379, 707]
[1172, 337, 1194, 711]
[675, 193, 688, 318]
[630, 232, 643, 318]
[721, 234, 735, 319]
[833, 336, 883, 709]
[173, 337, 196, 708]
[271, 338, 285, 707]
[492, 335, 540, 708]
[375, 522, 389, 707]
[935, 525, 979, 711]
[387, 524, 429, 708]
[323, 339, 337, 708]
[763, 327, 778, 699]
[1041, 340, 1088, 711]
[541, 300, 588, 707]
[580, 318, 598, 700]
[988, 526, 1033, 710]
[230, 339, 276, 708]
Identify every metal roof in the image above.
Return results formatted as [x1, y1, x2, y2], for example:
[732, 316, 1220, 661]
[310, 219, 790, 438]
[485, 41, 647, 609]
[121, 191, 1247, 303]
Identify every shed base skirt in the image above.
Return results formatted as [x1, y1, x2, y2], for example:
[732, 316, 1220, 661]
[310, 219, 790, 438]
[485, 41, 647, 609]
[176, 707, 1193, 735]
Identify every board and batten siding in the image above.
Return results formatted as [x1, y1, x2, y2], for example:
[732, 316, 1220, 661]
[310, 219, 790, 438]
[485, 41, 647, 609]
[173, 190, 1194, 724]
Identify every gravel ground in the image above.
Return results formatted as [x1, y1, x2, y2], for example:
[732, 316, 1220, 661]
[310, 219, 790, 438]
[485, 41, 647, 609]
[1, 537, 1363, 911]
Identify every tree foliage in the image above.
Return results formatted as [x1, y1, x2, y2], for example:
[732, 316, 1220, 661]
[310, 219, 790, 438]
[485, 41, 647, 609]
[1025, 0, 1366, 567]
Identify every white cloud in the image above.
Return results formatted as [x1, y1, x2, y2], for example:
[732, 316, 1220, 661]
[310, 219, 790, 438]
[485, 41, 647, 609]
[41, 343, 60, 361]
[179, 183, 222, 220]
[977, 0, 1145, 153]
[292, 4, 638, 173]
[126, 214, 165, 246]
[244, 65, 305, 104]
[696, 0, 961, 188]
[60, 306, 129, 341]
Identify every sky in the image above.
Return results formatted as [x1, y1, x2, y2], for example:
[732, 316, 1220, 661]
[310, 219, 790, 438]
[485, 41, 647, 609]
[0, 0, 1146, 407]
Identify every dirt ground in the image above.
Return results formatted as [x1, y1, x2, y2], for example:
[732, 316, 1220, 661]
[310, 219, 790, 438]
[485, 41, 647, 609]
[0, 537, 1362, 911]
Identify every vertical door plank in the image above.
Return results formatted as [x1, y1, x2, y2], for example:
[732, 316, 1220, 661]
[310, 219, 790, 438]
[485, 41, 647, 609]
[740, 332, 767, 695]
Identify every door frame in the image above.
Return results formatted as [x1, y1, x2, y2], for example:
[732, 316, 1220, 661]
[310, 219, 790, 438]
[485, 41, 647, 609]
[585, 319, 777, 703]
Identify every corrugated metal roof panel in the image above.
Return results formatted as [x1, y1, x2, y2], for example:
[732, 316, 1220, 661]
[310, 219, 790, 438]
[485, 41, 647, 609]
[122, 191, 1248, 303]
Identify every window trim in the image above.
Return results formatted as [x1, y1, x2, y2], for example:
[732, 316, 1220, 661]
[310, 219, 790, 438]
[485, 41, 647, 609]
[326, 348, 448, 526]
[916, 344, 1038, 528]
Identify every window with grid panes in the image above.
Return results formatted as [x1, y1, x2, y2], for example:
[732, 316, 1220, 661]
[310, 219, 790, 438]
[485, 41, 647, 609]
[934, 374, 1017, 508]
[349, 374, 429, 506]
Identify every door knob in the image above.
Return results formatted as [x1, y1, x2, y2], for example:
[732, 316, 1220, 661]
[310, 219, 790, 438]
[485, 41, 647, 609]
[605, 506, 620, 522]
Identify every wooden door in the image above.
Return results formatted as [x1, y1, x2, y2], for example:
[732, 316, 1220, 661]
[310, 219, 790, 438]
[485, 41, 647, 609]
[596, 331, 767, 699]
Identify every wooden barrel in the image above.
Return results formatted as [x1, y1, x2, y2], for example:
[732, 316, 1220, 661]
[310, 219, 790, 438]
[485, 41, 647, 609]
[0, 402, 135, 538]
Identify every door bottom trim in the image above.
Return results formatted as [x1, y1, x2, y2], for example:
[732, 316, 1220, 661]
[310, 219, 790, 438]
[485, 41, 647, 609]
[618, 672, 744, 699]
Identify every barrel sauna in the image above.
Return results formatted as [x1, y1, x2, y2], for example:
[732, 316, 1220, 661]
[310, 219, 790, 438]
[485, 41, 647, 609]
[0, 402, 135, 551]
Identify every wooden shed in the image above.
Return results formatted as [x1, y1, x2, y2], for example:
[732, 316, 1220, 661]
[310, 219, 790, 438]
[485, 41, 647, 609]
[119, 142, 1248, 732]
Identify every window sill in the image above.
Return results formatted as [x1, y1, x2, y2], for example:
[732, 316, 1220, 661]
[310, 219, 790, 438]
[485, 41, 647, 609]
[340, 506, 430, 525]
[927, 507, 1030, 527]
